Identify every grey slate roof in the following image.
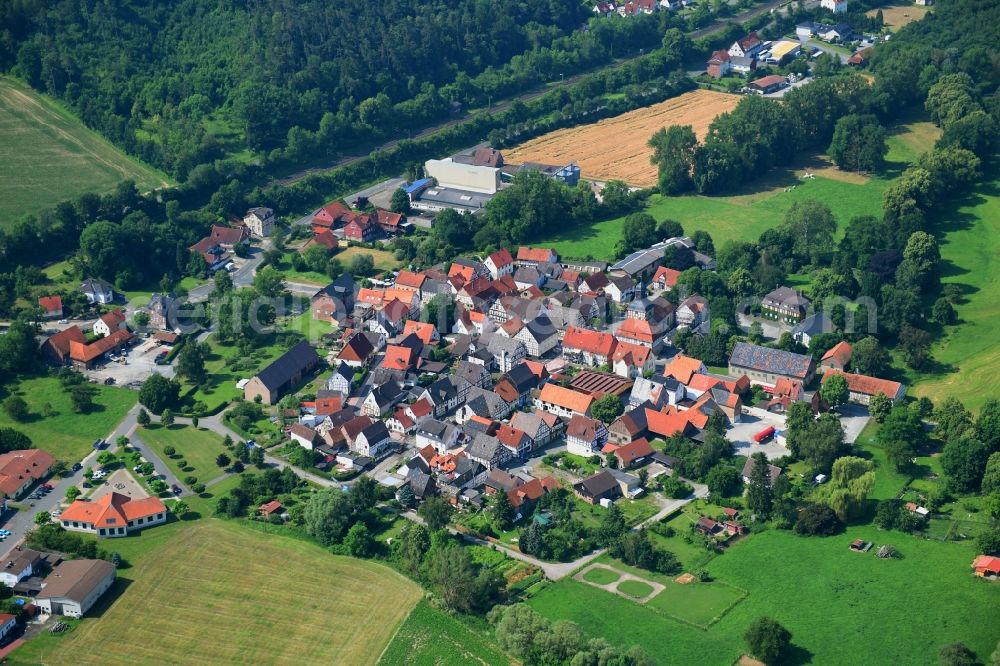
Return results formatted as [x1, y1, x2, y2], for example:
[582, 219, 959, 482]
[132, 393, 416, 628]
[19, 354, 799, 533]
[729, 342, 813, 380]
[255, 340, 320, 391]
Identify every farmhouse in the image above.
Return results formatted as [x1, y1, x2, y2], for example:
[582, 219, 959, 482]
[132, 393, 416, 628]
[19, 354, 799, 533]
[728, 31, 764, 59]
[820, 340, 853, 372]
[36, 559, 116, 618]
[729, 342, 815, 388]
[312, 201, 352, 233]
[573, 470, 622, 505]
[821, 369, 906, 404]
[39, 295, 63, 319]
[59, 492, 168, 537]
[566, 415, 608, 457]
[244, 340, 321, 405]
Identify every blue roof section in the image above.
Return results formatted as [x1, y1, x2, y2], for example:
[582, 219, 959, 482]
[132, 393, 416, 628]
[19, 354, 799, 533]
[403, 178, 432, 194]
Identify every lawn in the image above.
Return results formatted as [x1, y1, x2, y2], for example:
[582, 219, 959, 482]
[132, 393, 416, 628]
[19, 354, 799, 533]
[377, 600, 512, 666]
[138, 425, 230, 486]
[281, 309, 336, 343]
[182, 334, 290, 412]
[0, 77, 171, 225]
[908, 172, 1000, 411]
[617, 579, 655, 598]
[532, 114, 942, 261]
[0, 376, 137, 462]
[11, 519, 423, 666]
[583, 567, 622, 585]
[338, 246, 401, 274]
[529, 528, 1000, 665]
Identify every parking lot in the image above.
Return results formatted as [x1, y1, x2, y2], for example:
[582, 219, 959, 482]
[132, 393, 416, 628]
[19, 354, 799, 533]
[727, 411, 789, 461]
[84, 337, 175, 387]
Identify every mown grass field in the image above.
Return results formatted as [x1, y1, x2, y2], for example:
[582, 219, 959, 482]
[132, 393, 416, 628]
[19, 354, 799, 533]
[377, 600, 512, 666]
[181, 335, 290, 412]
[0, 77, 170, 225]
[139, 425, 230, 485]
[908, 173, 1000, 411]
[0, 376, 136, 462]
[535, 116, 934, 261]
[11, 519, 422, 666]
[529, 528, 1000, 665]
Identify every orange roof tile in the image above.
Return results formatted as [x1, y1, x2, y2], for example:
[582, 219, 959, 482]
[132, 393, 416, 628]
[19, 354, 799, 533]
[822, 369, 904, 399]
[538, 383, 594, 414]
[563, 325, 617, 357]
[516, 247, 557, 263]
[664, 354, 705, 385]
[60, 492, 166, 528]
[611, 341, 652, 368]
[403, 320, 437, 345]
[0, 449, 54, 496]
[382, 345, 415, 371]
[615, 318, 659, 344]
[394, 270, 426, 290]
[821, 340, 853, 366]
[652, 266, 681, 288]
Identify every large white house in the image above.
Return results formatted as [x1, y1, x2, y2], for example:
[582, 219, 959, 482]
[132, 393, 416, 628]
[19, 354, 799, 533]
[59, 492, 167, 538]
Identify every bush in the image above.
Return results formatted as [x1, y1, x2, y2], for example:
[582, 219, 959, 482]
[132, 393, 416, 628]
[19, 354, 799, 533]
[192, 483, 206, 494]
[794, 503, 841, 536]
[163, 445, 176, 457]
[184, 475, 197, 485]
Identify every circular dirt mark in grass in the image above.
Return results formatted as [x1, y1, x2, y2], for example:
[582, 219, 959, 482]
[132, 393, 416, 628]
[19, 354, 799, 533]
[583, 567, 621, 585]
[617, 580, 655, 598]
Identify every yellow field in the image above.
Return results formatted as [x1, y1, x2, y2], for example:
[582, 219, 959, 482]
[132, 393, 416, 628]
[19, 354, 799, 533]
[22, 520, 422, 665]
[505, 89, 740, 187]
[868, 4, 931, 31]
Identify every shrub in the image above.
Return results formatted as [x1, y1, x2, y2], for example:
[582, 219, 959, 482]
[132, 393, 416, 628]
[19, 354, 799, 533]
[794, 503, 841, 536]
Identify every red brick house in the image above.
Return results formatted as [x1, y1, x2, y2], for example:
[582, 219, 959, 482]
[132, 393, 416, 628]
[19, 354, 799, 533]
[313, 201, 352, 234]
[343, 214, 380, 242]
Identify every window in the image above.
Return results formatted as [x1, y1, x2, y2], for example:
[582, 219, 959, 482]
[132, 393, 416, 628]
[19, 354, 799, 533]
[106, 518, 116, 524]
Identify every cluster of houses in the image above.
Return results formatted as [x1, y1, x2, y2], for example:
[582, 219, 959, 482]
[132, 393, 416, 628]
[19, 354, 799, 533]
[592, 0, 692, 17]
[188, 207, 275, 273]
[242, 230, 909, 522]
[0, 547, 118, 619]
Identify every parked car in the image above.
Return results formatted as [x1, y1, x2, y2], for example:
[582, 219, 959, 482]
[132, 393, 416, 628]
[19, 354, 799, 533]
[72, 462, 82, 472]
[51, 510, 61, 518]
[171, 485, 182, 495]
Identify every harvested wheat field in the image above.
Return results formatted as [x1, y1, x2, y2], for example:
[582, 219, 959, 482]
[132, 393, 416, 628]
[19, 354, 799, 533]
[867, 4, 930, 31]
[505, 89, 740, 187]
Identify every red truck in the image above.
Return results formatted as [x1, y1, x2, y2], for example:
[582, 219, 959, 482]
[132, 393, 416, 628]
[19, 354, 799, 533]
[754, 426, 776, 443]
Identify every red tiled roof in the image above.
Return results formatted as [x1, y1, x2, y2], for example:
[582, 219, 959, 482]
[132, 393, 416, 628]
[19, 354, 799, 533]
[38, 295, 62, 313]
[822, 369, 904, 399]
[395, 270, 426, 290]
[973, 555, 1000, 574]
[488, 249, 513, 268]
[664, 354, 705, 385]
[44, 326, 86, 360]
[615, 318, 659, 345]
[567, 414, 603, 440]
[69, 329, 132, 363]
[376, 209, 403, 228]
[538, 383, 594, 414]
[408, 398, 433, 418]
[210, 224, 248, 246]
[507, 475, 560, 509]
[315, 396, 343, 416]
[821, 340, 853, 366]
[99, 309, 126, 328]
[383, 345, 415, 371]
[0, 449, 54, 496]
[652, 266, 681, 288]
[307, 230, 339, 250]
[314, 201, 352, 226]
[615, 438, 653, 466]
[260, 500, 283, 515]
[496, 424, 529, 451]
[611, 341, 651, 368]
[403, 320, 437, 345]
[517, 247, 557, 263]
[771, 377, 803, 399]
[563, 326, 617, 357]
[60, 492, 166, 528]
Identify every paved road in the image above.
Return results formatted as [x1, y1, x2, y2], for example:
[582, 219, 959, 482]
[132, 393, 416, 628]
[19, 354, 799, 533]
[127, 430, 191, 498]
[0, 405, 143, 558]
[403, 477, 708, 581]
[188, 243, 271, 302]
